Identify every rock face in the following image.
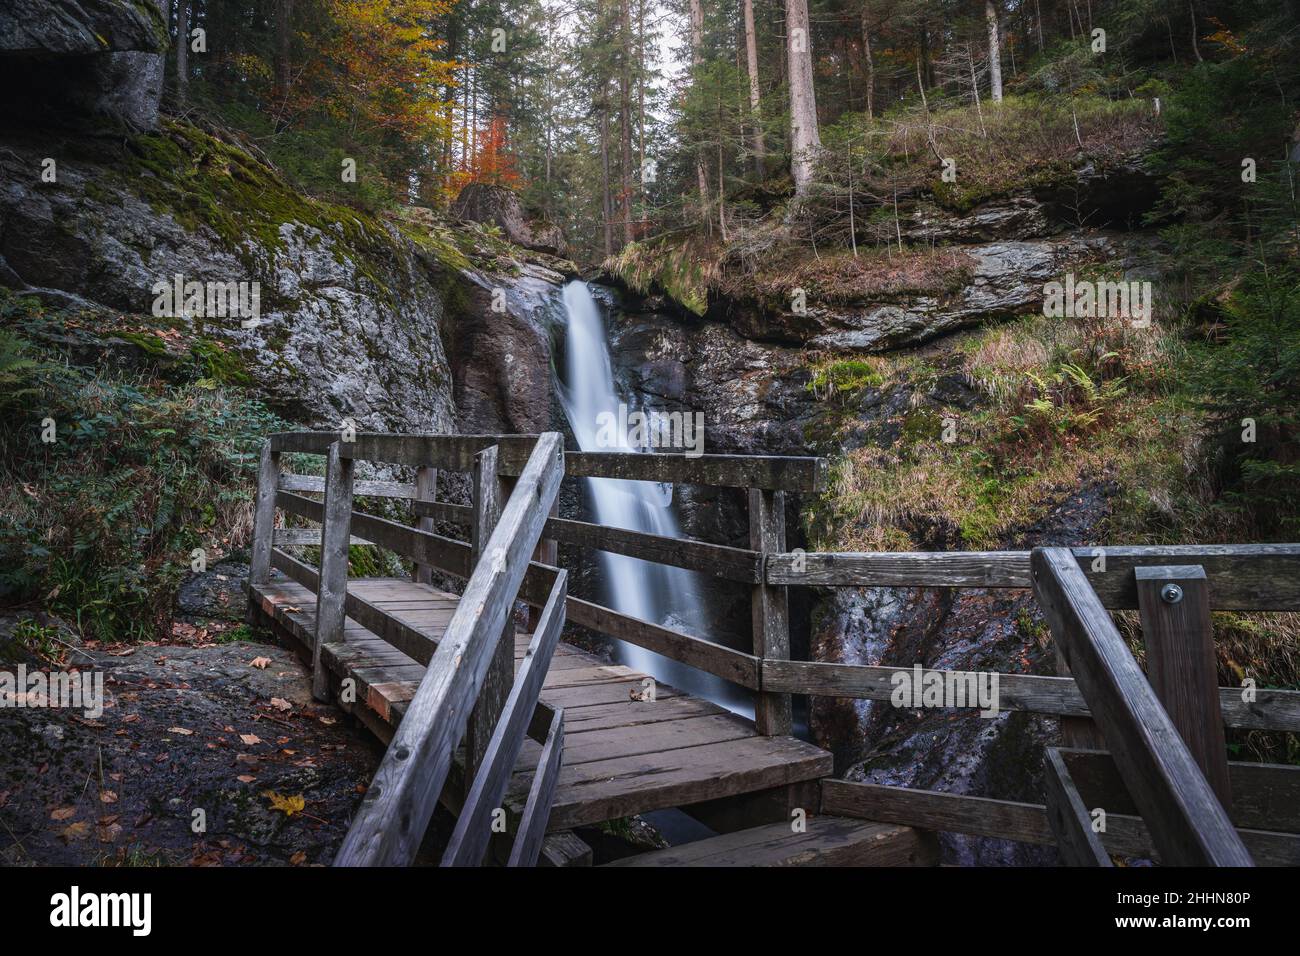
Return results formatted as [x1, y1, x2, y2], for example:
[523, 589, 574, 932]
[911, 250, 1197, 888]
[0, 0, 169, 131]
[0, 127, 457, 434]
[726, 236, 1118, 351]
[0, 0, 168, 54]
[443, 262, 569, 434]
[451, 183, 568, 257]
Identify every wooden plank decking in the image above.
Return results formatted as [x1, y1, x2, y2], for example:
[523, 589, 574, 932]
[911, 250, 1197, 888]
[250, 575, 833, 833]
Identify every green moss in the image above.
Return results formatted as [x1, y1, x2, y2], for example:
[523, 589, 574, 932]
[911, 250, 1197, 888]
[113, 330, 169, 357]
[900, 406, 943, 445]
[116, 120, 402, 298]
[808, 359, 884, 397]
[190, 338, 252, 387]
[605, 238, 710, 316]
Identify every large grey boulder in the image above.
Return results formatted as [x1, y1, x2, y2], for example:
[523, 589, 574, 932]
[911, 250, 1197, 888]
[0, 0, 169, 54]
[0, 0, 168, 131]
[451, 183, 568, 257]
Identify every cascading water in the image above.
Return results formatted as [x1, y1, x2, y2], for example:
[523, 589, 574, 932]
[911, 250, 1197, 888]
[555, 280, 751, 716]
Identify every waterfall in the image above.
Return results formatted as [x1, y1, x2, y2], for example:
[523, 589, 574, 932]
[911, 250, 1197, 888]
[555, 280, 751, 716]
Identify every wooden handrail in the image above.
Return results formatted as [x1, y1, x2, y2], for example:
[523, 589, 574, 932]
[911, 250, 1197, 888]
[443, 570, 568, 867]
[267, 430, 827, 491]
[333, 432, 565, 867]
[765, 545, 1300, 609]
[1031, 547, 1254, 866]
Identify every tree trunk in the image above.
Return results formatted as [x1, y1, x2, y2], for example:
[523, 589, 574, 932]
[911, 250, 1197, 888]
[600, 93, 614, 257]
[1189, 1, 1203, 62]
[689, 0, 711, 223]
[619, 0, 634, 246]
[786, 0, 820, 196]
[743, 0, 766, 178]
[985, 1, 1003, 103]
[637, 0, 647, 209]
[860, 9, 875, 120]
[275, 0, 294, 96]
[175, 0, 189, 107]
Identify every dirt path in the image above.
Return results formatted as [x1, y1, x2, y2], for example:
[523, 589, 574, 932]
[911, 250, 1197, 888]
[0, 621, 379, 866]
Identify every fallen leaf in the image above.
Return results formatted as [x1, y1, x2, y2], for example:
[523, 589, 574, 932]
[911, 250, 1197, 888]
[269, 697, 293, 713]
[50, 806, 77, 821]
[97, 823, 123, 843]
[250, 657, 271, 669]
[289, 851, 307, 865]
[167, 726, 193, 736]
[318, 717, 336, 726]
[60, 821, 91, 842]
[99, 790, 118, 804]
[239, 734, 261, 746]
[236, 774, 256, 784]
[262, 791, 305, 816]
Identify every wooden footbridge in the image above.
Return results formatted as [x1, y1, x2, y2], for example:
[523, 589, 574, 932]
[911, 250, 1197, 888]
[246, 431, 1300, 867]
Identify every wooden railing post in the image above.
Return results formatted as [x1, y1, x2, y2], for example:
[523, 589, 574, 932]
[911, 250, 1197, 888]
[312, 440, 355, 702]
[750, 488, 792, 735]
[466, 445, 513, 789]
[1031, 547, 1252, 866]
[412, 465, 438, 584]
[248, 440, 281, 591]
[527, 499, 558, 632]
[1135, 565, 1233, 811]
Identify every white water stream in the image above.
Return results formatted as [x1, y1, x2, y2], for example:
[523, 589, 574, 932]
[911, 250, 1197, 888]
[555, 280, 750, 716]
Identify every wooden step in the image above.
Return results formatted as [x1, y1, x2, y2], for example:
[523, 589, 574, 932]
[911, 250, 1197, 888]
[604, 816, 939, 867]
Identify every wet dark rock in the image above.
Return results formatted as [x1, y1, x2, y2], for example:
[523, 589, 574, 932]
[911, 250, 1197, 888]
[442, 264, 567, 434]
[810, 479, 1117, 865]
[0, 0, 169, 131]
[175, 561, 250, 624]
[0, 0, 169, 54]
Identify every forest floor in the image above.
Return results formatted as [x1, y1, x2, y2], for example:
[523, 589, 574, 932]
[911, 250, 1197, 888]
[0, 571, 380, 867]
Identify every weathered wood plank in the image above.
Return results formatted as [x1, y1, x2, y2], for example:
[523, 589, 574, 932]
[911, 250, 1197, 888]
[443, 570, 567, 867]
[346, 509, 472, 578]
[418, 500, 763, 584]
[278, 473, 415, 498]
[508, 708, 565, 867]
[1058, 748, 1300, 834]
[557, 451, 827, 492]
[1031, 547, 1253, 866]
[312, 442, 354, 702]
[269, 431, 828, 491]
[821, 779, 1300, 865]
[759, 658, 1300, 730]
[248, 441, 280, 590]
[412, 465, 438, 584]
[1136, 565, 1233, 810]
[1043, 747, 1112, 866]
[270, 550, 443, 667]
[273, 528, 374, 547]
[333, 432, 564, 867]
[750, 488, 791, 735]
[466, 445, 511, 791]
[605, 817, 938, 867]
[509, 735, 833, 831]
[411, 499, 765, 584]
[270, 431, 539, 471]
[766, 545, 1300, 609]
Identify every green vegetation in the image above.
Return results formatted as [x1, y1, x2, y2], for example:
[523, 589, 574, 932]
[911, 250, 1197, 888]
[0, 291, 286, 642]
